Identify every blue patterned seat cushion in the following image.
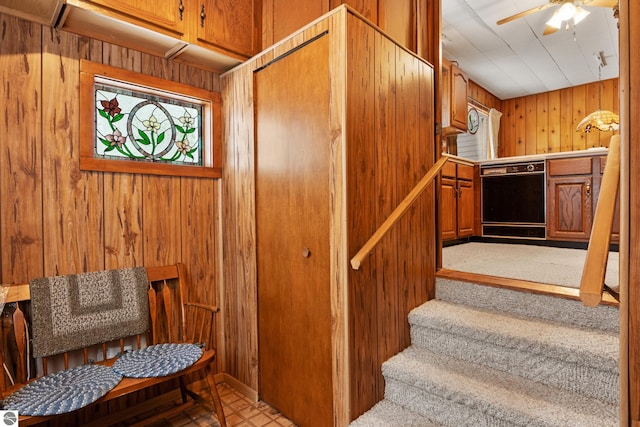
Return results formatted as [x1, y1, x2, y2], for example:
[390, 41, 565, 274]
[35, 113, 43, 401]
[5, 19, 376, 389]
[111, 343, 203, 378]
[2, 364, 122, 416]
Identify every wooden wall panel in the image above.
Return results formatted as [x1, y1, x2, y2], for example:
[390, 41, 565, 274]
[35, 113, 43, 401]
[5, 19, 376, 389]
[499, 79, 619, 156]
[0, 8, 222, 368]
[378, 0, 414, 52]
[0, 15, 44, 283]
[221, 63, 258, 389]
[468, 80, 501, 112]
[548, 90, 561, 153]
[346, 13, 379, 418]
[627, 1, 639, 424]
[263, 0, 330, 47]
[42, 27, 105, 276]
[374, 29, 399, 406]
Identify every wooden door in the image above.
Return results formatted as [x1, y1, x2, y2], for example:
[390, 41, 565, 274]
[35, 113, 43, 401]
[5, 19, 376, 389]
[547, 175, 593, 241]
[255, 34, 333, 427]
[440, 177, 457, 240]
[198, 0, 256, 57]
[450, 63, 469, 131]
[457, 178, 474, 237]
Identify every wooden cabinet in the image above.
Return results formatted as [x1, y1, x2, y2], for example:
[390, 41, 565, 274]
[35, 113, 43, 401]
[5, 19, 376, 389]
[547, 157, 593, 241]
[69, 0, 187, 37]
[231, 7, 435, 425]
[58, 0, 258, 72]
[442, 59, 468, 134]
[441, 161, 474, 240]
[196, 0, 258, 57]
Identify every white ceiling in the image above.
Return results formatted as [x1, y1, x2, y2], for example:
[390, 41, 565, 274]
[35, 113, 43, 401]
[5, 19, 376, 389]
[441, 0, 620, 100]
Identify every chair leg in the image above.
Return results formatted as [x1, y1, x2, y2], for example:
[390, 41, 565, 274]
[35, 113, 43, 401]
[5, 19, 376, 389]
[205, 365, 227, 427]
[178, 376, 189, 403]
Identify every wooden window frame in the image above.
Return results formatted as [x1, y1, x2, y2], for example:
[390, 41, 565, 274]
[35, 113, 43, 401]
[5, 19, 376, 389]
[79, 60, 222, 178]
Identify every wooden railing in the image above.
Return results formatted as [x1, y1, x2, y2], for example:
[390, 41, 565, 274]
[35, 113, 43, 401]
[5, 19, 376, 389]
[350, 155, 450, 270]
[580, 135, 621, 307]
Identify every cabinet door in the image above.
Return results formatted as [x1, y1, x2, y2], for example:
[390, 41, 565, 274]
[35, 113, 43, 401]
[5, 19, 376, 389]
[457, 179, 474, 237]
[440, 177, 457, 240]
[255, 34, 332, 427]
[547, 175, 593, 241]
[450, 63, 468, 131]
[198, 0, 256, 57]
[76, 0, 186, 36]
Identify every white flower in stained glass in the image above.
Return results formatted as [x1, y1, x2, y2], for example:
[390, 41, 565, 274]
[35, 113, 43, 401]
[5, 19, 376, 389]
[179, 112, 194, 127]
[143, 115, 161, 132]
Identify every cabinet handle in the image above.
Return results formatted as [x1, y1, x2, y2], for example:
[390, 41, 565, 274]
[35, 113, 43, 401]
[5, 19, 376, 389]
[178, 0, 184, 21]
[302, 247, 311, 258]
[586, 182, 591, 196]
[200, 4, 206, 27]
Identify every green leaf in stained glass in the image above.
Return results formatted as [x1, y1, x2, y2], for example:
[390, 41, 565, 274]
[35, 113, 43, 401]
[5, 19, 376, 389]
[99, 110, 110, 119]
[137, 129, 151, 145]
[112, 113, 124, 123]
[157, 131, 165, 144]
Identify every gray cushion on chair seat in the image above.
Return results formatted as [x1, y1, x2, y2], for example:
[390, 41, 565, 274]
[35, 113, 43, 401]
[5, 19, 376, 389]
[2, 364, 123, 416]
[111, 343, 203, 378]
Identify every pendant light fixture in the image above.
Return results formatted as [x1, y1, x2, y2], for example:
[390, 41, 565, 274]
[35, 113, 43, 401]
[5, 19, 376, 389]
[576, 51, 619, 133]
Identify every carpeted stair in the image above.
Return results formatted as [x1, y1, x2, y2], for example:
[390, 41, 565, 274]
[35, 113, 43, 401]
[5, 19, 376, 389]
[351, 278, 619, 427]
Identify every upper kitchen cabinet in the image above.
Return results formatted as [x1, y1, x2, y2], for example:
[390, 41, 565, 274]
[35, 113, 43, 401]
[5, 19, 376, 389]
[442, 58, 468, 135]
[196, 0, 259, 58]
[56, 0, 258, 72]
[66, 0, 187, 37]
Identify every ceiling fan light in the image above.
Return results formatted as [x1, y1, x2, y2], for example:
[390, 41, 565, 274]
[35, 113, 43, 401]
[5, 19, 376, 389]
[546, 10, 563, 29]
[573, 6, 590, 25]
[557, 2, 577, 21]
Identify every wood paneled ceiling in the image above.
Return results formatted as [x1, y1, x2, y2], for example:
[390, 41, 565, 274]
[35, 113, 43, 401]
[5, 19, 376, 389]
[442, 0, 619, 100]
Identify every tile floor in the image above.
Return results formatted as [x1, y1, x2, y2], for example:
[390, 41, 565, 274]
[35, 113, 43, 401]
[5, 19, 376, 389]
[143, 382, 296, 427]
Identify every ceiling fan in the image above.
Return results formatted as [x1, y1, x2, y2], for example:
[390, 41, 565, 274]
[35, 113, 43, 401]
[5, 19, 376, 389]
[496, 0, 619, 35]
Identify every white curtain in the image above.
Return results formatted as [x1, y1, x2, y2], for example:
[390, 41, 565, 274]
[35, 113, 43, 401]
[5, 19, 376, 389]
[487, 108, 502, 159]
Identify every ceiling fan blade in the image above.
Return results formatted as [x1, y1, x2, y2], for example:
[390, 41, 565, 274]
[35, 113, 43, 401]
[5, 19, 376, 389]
[497, 3, 555, 25]
[543, 25, 560, 35]
[580, 0, 619, 7]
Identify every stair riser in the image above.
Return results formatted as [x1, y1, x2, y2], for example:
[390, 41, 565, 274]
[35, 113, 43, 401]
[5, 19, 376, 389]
[410, 325, 619, 404]
[384, 376, 617, 427]
[436, 279, 619, 333]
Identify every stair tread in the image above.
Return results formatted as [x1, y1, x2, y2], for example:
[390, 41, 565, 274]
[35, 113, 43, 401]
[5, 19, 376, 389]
[383, 346, 618, 426]
[350, 399, 444, 427]
[436, 278, 619, 333]
[409, 300, 618, 371]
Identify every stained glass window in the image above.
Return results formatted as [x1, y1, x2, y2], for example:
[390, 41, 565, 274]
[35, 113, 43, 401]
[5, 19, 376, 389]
[94, 78, 204, 166]
[80, 60, 221, 179]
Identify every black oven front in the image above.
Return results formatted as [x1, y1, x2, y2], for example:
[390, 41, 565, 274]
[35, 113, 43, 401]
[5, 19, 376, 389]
[481, 161, 546, 239]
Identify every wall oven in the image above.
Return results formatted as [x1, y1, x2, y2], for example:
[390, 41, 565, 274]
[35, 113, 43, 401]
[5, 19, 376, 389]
[481, 161, 546, 239]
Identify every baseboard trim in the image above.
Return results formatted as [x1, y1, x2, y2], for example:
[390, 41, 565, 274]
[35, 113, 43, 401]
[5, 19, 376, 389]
[222, 373, 258, 402]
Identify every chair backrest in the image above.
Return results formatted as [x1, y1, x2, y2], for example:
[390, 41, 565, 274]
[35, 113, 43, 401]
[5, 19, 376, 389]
[1, 283, 31, 394]
[146, 263, 218, 351]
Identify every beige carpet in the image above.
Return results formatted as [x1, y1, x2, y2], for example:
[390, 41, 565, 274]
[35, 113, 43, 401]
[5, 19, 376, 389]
[442, 242, 619, 289]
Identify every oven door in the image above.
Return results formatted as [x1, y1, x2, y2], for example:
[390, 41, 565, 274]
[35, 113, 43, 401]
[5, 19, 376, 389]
[481, 169, 546, 239]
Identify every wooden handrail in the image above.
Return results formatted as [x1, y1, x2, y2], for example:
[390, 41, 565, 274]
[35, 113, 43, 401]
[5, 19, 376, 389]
[580, 135, 620, 307]
[350, 155, 450, 270]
